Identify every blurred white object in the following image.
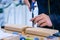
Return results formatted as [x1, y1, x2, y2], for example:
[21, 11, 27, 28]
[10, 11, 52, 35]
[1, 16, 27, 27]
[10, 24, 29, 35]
[31, 1, 38, 27]
[33, 1, 38, 17]
[25, 6, 32, 27]
[4, 0, 32, 27]
[13, 0, 19, 5]
[1, 0, 12, 8]
[0, 2, 4, 27]
[0, 0, 12, 27]
[0, 32, 19, 40]
[34, 1, 38, 27]
[4, 0, 39, 27]
[0, 29, 4, 33]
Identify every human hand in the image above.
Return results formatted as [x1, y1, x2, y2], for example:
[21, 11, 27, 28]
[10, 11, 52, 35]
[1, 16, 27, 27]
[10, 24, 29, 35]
[30, 13, 52, 27]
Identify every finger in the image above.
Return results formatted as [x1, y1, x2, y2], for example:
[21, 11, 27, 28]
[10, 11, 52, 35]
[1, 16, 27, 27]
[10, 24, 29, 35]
[34, 16, 44, 23]
[30, 15, 39, 21]
[30, 14, 44, 22]
[37, 19, 46, 26]
[40, 23, 47, 27]
[30, 17, 35, 21]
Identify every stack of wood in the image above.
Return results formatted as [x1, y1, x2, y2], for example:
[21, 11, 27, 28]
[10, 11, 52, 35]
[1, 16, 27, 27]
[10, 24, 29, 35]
[3, 24, 60, 40]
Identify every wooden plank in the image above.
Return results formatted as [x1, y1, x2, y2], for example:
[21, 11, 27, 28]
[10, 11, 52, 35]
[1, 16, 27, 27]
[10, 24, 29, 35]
[25, 27, 59, 37]
[4, 24, 31, 33]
